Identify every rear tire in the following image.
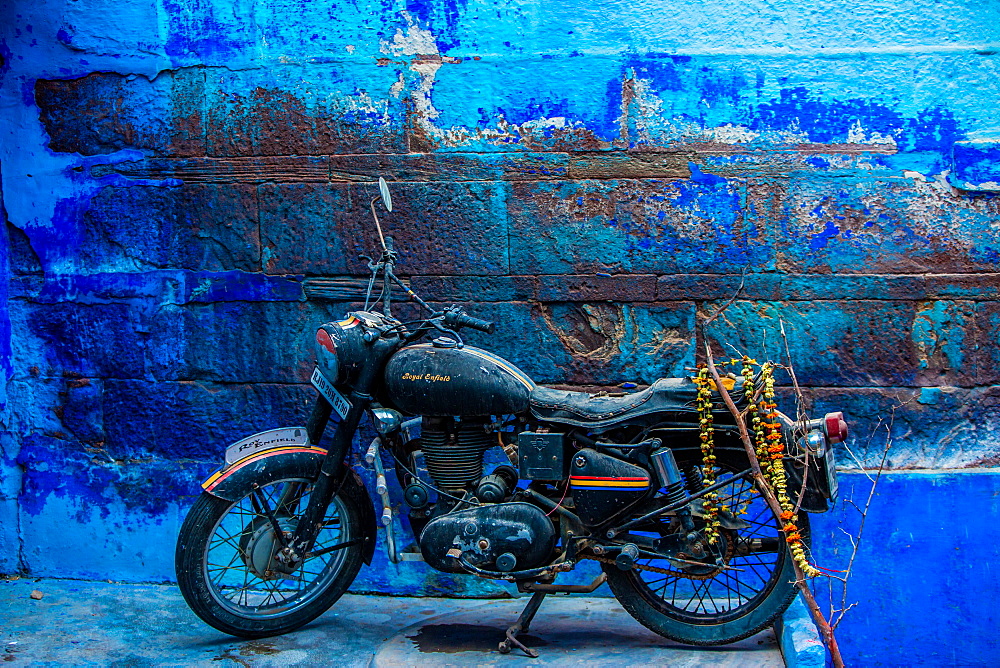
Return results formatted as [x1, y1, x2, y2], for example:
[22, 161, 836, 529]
[604, 450, 805, 645]
[175, 478, 364, 638]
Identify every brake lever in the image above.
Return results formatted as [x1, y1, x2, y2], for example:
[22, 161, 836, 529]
[429, 318, 464, 348]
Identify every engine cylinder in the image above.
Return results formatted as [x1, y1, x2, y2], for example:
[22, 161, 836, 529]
[421, 417, 491, 490]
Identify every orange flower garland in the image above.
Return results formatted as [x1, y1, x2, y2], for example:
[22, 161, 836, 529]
[751, 360, 820, 578]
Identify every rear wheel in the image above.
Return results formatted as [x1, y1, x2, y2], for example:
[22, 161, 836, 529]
[603, 450, 805, 645]
[175, 478, 365, 638]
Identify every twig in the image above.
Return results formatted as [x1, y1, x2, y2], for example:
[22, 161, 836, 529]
[703, 340, 845, 668]
[702, 268, 747, 329]
[778, 318, 812, 517]
[831, 405, 894, 631]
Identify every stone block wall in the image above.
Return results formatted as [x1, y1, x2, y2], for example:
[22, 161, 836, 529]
[2, 1, 999, 663]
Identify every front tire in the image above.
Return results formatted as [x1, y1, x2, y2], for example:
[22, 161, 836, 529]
[175, 477, 365, 638]
[604, 450, 805, 645]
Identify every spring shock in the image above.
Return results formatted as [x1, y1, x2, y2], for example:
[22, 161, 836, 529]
[682, 465, 703, 495]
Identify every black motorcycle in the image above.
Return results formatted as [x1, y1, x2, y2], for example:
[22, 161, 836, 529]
[175, 179, 846, 656]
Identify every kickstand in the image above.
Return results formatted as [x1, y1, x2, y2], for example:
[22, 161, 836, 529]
[498, 591, 546, 658]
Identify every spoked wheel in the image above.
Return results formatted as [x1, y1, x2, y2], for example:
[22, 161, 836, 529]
[603, 451, 805, 645]
[175, 477, 364, 638]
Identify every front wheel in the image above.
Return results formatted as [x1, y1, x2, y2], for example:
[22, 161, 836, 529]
[175, 477, 365, 638]
[603, 450, 806, 645]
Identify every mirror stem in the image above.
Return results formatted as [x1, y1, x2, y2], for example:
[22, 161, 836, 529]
[370, 197, 387, 251]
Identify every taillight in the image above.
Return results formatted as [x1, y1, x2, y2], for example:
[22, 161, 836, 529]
[823, 411, 848, 444]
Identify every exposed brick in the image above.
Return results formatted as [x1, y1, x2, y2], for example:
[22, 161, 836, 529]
[658, 274, 929, 301]
[534, 274, 657, 301]
[752, 177, 1000, 274]
[35, 69, 205, 157]
[81, 185, 260, 272]
[927, 274, 1000, 300]
[259, 182, 510, 276]
[508, 179, 769, 275]
[94, 156, 331, 184]
[974, 301, 1000, 386]
[701, 300, 977, 387]
[205, 66, 407, 156]
[451, 301, 697, 385]
[408, 276, 534, 302]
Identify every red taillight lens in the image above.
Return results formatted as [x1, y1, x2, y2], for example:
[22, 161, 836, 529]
[824, 411, 848, 444]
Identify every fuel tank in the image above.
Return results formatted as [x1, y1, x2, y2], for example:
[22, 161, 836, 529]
[384, 343, 535, 416]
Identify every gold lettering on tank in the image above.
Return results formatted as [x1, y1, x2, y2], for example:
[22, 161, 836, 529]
[401, 372, 451, 382]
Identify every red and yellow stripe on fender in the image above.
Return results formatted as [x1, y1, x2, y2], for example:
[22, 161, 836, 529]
[202, 446, 328, 493]
[570, 476, 650, 491]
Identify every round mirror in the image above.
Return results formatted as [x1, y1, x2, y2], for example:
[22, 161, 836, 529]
[378, 177, 393, 212]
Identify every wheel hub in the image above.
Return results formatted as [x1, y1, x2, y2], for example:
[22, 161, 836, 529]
[240, 516, 297, 579]
[670, 530, 730, 576]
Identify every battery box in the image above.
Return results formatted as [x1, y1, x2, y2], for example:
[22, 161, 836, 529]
[517, 431, 566, 480]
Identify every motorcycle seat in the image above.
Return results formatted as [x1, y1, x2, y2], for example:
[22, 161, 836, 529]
[529, 377, 701, 428]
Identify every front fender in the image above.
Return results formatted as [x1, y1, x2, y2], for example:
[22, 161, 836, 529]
[201, 446, 377, 565]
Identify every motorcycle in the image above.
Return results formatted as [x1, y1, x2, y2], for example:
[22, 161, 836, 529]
[174, 179, 846, 656]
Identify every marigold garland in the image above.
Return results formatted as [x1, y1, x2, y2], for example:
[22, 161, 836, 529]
[697, 357, 820, 578]
[750, 359, 820, 578]
[693, 365, 721, 544]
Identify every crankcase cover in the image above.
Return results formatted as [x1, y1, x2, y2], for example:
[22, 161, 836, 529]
[419, 502, 555, 573]
[384, 344, 535, 416]
[570, 449, 652, 526]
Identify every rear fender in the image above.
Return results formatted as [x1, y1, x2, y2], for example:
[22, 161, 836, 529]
[201, 446, 377, 565]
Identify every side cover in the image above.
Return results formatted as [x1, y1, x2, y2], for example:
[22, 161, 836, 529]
[570, 448, 652, 526]
[202, 446, 377, 565]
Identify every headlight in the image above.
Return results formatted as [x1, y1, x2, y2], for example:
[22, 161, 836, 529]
[314, 316, 367, 386]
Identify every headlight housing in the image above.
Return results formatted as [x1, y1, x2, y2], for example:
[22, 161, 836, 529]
[314, 316, 367, 386]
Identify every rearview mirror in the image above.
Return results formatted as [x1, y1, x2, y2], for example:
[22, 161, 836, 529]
[378, 176, 392, 212]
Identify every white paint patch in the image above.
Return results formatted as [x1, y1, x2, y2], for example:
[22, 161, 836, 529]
[846, 119, 897, 147]
[624, 75, 666, 144]
[707, 123, 759, 143]
[389, 72, 405, 98]
[381, 14, 439, 57]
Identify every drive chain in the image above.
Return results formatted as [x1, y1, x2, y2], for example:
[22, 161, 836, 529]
[581, 554, 721, 580]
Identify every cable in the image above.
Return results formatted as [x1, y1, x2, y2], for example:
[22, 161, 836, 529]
[386, 446, 481, 508]
[544, 481, 569, 518]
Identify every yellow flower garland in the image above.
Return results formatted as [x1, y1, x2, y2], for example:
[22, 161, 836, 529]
[694, 366, 721, 544]
[696, 357, 820, 577]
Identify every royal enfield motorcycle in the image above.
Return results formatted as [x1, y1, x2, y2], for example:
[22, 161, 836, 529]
[175, 179, 846, 656]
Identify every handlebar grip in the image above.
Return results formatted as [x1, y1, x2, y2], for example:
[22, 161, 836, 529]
[444, 310, 496, 334]
[460, 314, 496, 334]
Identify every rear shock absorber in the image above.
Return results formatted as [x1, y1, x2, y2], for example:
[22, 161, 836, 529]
[682, 465, 702, 495]
[651, 448, 686, 504]
[651, 448, 695, 532]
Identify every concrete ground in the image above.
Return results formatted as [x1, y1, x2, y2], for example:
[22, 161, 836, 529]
[0, 578, 784, 666]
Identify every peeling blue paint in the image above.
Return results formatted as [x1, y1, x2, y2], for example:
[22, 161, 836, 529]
[2, 1, 1000, 663]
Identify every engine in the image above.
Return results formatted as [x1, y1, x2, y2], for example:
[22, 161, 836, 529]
[419, 416, 493, 491]
[419, 502, 557, 574]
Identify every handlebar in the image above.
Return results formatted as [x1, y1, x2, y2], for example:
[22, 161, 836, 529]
[443, 308, 496, 334]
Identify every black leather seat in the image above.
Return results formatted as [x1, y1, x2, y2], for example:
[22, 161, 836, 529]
[530, 377, 702, 428]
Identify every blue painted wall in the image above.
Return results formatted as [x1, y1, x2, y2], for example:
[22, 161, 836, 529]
[2, 1, 1000, 664]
